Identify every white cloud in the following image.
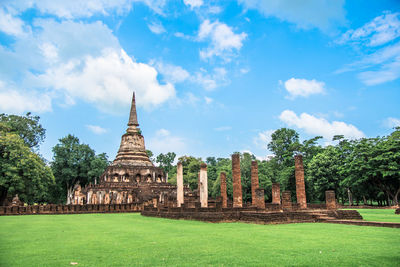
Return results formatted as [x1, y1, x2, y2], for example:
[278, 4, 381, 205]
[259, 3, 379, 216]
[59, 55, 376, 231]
[198, 20, 247, 61]
[253, 129, 274, 150]
[240, 68, 250, 74]
[214, 126, 231, 131]
[2, 0, 167, 19]
[0, 18, 175, 114]
[192, 67, 229, 90]
[148, 21, 166, 34]
[282, 78, 325, 99]
[238, 0, 346, 32]
[204, 96, 213, 104]
[0, 7, 26, 36]
[148, 128, 187, 155]
[383, 117, 400, 128]
[337, 12, 400, 86]
[0, 81, 52, 114]
[184, 0, 203, 9]
[279, 110, 364, 140]
[358, 59, 400, 86]
[338, 12, 400, 47]
[86, 125, 108, 135]
[37, 48, 175, 113]
[152, 61, 190, 84]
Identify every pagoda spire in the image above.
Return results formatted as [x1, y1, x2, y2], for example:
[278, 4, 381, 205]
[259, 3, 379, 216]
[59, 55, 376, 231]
[128, 92, 139, 127]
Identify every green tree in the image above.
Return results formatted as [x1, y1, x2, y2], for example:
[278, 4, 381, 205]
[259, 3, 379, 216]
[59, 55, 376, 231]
[51, 135, 108, 204]
[156, 152, 176, 175]
[146, 150, 155, 163]
[308, 146, 343, 201]
[178, 155, 203, 191]
[0, 131, 54, 205]
[0, 113, 46, 150]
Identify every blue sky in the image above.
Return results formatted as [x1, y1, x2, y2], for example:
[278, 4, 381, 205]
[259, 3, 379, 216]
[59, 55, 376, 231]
[0, 0, 399, 162]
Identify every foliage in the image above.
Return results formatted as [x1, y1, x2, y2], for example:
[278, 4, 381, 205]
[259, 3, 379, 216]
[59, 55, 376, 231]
[51, 135, 108, 204]
[0, 132, 54, 205]
[146, 150, 154, 163]
[156, 152, 176, 175]
[0, 112, 46, 150]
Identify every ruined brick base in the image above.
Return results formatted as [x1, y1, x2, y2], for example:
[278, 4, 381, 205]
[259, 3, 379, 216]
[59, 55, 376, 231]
[0, 203, 142, 216]
[141, 206, 364, 225]
[395, 208, 400, 214]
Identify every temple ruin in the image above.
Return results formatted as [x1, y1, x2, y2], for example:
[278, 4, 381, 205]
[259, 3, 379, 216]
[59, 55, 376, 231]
[71, 92, 189, 206]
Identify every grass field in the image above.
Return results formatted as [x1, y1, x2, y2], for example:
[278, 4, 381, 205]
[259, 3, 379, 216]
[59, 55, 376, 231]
[351, 208, 400, 223]
[0, 211, 399, 266]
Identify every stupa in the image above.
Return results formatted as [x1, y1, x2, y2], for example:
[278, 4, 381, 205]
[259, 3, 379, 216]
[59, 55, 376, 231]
[72, 92, 182, 205]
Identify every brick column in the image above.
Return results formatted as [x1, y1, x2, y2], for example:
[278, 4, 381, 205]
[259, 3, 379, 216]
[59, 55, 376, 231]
[325, 190, 337, 210]
[220, 172, 227, 208]
[272, 183, 281, 204]
[251, 161, 259, 207]
[232, 154, 242, 208]
[199, 163, 208, 208]
[295, 154, 307, 209]
[176, 161, 184, 207]
[254, 188, 265, 209]
[282, 191, 292, 211]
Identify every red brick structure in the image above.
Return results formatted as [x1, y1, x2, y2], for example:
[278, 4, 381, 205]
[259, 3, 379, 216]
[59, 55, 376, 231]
[272, 183, 281, 204]
[220, 172, 227, 208]
[325, 190, 336, 210]
[232, 154, 243, 208]
[282, 191, 292, 210]
[294, 154, 307, 209]
[254, 189, 265, 209]
[71, 92, 190, 207]
[251, 161, 259, 207]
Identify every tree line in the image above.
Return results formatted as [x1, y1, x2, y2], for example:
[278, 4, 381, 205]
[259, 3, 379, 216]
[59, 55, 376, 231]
[1, 113, 399, 206]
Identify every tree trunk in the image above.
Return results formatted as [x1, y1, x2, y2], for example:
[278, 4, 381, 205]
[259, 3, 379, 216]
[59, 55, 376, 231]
[347, 188, 353, 206]
[394, 188, 400, 206]
[363, 196, 367, 205]
[66, 187, 73, 205]
[0, 187, 8, 206]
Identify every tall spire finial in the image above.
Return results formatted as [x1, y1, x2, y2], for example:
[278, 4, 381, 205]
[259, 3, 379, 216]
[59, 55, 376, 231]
[128, 92, 139, 127]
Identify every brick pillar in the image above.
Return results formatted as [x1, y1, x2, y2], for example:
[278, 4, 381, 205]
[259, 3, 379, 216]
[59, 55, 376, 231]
[282, 191, 292, 210]
[251, 161, 259, 207]
[232, 154, 242, 208]
[272, 183, 281, 204]
[254, 188, 265, 209]
[295, 154, 307, 209]
[325, 190, 337, 210]
[199, 163, 208, 208]
[220, 172, 227, 208]
[176, 161, 184, 207]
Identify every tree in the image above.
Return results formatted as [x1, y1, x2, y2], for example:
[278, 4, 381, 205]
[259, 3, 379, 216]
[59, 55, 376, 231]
[0, 113, 46, 150]
[156, 152, 176, 175]
[146, 150, 155, 163]
[268, 128, 300, 164]
[51, 135, 108, 204]
[0, 131, 54, 205]
[308, 146, 343, 201]
[178, 155, 203, 191]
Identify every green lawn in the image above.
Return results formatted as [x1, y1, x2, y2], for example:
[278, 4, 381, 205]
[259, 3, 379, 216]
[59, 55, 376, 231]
[0, 213, 399, 266]
[351, 208, 400, 223]
[340, 209, 400, 223]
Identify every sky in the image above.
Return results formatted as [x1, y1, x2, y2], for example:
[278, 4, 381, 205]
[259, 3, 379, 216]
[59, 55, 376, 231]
[0, 0, 399, 162]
